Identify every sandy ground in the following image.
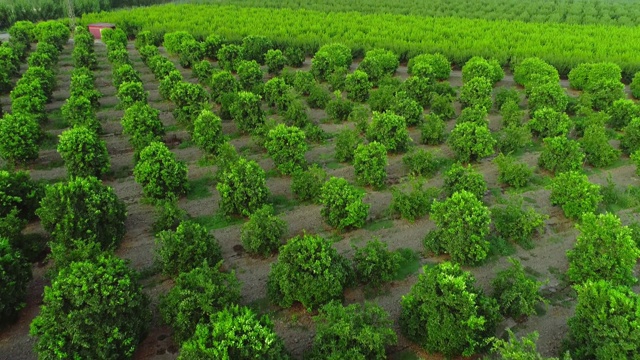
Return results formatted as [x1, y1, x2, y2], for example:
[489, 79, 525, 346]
[0, 38, 639, 360]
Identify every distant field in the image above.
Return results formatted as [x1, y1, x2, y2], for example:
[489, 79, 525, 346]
[180, 0, 640, 26]
[81, 3, 640, 80]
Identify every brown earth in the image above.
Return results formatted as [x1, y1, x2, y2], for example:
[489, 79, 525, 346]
[0, 39, 639, 360]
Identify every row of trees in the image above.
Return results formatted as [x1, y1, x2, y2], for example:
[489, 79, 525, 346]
[81, 3, 640, 80]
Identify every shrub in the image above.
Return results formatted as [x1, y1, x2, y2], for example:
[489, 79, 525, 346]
[178, 304, 288, 360]
[390, 180, 440, 222]
[193, 60, 215, 83]
[448, 122, 496, 163]
[0, 113, 40, 165]
[456, 105, 488, 126]
[170, 81, 209, 128]
[496, 125, 532, 154]
[156, 220, 222, 277]
[587, 79, 625, 111]
[134, 141, 188, 201]
[607, 99, 640, 130]
[353, 142, 387, 189]
[430, 93, 455, 120]
[160, 262, 240, 343]
[267, 233, 352, 310]
[408, 53, 450, 81]
[358, 48, 399, 85]
[500, 99, 524, 127]
[22, 66, 55, 101]
[36, 177, 126, 265]
[203, 33, 222, 59]
[11, 80, 47, 122]
[538, 136, 585, 174]
[291, 164, 327, 203]
[283, 98, 309, 127]
[284, 46, 305, 67]
[152, 198, 187, 234]
[263, 77, 291, 111]
[344, 70, 371, 103]
[231, 91, 265, 134]
[494, 153, 532, 188]
[149, 55, 175, 79]
[391, 92, 423, 126]
[241, 35, 272, 64]
[401, 76, 432, 108]
[30, 254, 150, 360]
[236, 59, 263, 91]
[528, 107, 572, 138]
[264, 124, 308, 175]
[334, 128, 362, 163]
[631, 72, 640, 99]
[622, 118, 640, 155]
[528, 82, 568, 113]
[57, 127, 110, 178]
[565, 280, 640, 360]
[580, 125, 620, 168]
[366, 111, 411, 152]
[107, 47, 130, 68]
[305, 84, 331, 110]
[311, 43, 352, 81]
[326, 92, 354, 122]
[309, 301, 397, 360]
[513, 57, 559, 87]
[550, 171, 602, 220]
[493, 258, 546, 319]
[368, 85, 397, 113]
[163, 31, 194, 55]
[495, 88, 521, 110]
[265, 49, 286, 74]
[567, 212, 639, 286]
[292, 70, 315, 95]
[420, 113, 446, 145]
[428, 190, 491, 264]
[112, 64, 140, 90]
[159, 70, 183, 100]
[352, 239, 400, 289]
[0, 238, 31, 324]
[177, 39, 205, 69]
[320, 177, 369, 230]
[491, 330, 569, 360]
[459, 76, 493, 110]
[443, 162, 487, 199]
[0, 170, 42, 221]
[134, 30, 154, 49]
[217, 158, 269, 217]
[117, 81, 147, 109]
[240, 205, 287, 257]
[209, 70, 239, 102]
[402, 148, 443, 177]
[462, 56, 504, 84]
[192, 110, 225, 156]
[492, 196, 547, 248]
[121, 102, 165, 159]
[217, 44, 244, 71]
[327, 67, 347, 91]
[400, 262, 500, 357]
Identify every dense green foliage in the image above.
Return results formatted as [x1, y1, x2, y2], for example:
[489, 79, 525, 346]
[335, 128, 362, 163]
[621, 118, 640, 155]
[231, 91, 265, 134]
[402, 148, 443, 178]
[492, 258, 546, 319]
[448, 121, 496, 162]
[308, 301, 397, 360]
[428, 190, 491, 265]
[528, 107, 572, 138]
[400, 262, 499, 357]
[580, 125, 620, 168]
[366, 111, 411, 152]
[36, 177, 126, 266]
[291, 164, 327, 203]
[352, 239, 400, 289]
[390, 180, 440, 222]
[459, 76, 493, 110]
[494, 154, 533, 189]
[216, 157, 269, 217]
[134, 141, 188, 201]
[192, 110, 225, 156]
[567, 212, 639, 286]
[319, 177, 369, 230]
[57, 127, 111, 179]
[267, 233, 352, 310]
[353, 142, 387, 189]
[492, 197, 547, 249]
[0, 170, 42, 221]
[240, 205, 287, 257]
[121, 102, 165, 159]
[160, 262, 240, 344]
[169, 81, 209, 128]
[443, 162, 487, 199]
[156, 220, 222, 277]
[265, 124, 308, 175]
[420, 113, 446, 145]
[178, 304, 288, 359]
[491, 330, 569, 360]
[565, 280, 640, 360]
[549, 171, 602, 220]
[538, 136, 585, 174]
[30, 254, 150, 360]
[0, 238, 32, 324]
[0, 113, 41, 165]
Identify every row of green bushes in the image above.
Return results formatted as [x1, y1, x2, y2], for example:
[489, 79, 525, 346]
[80, 3, 640, 80]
